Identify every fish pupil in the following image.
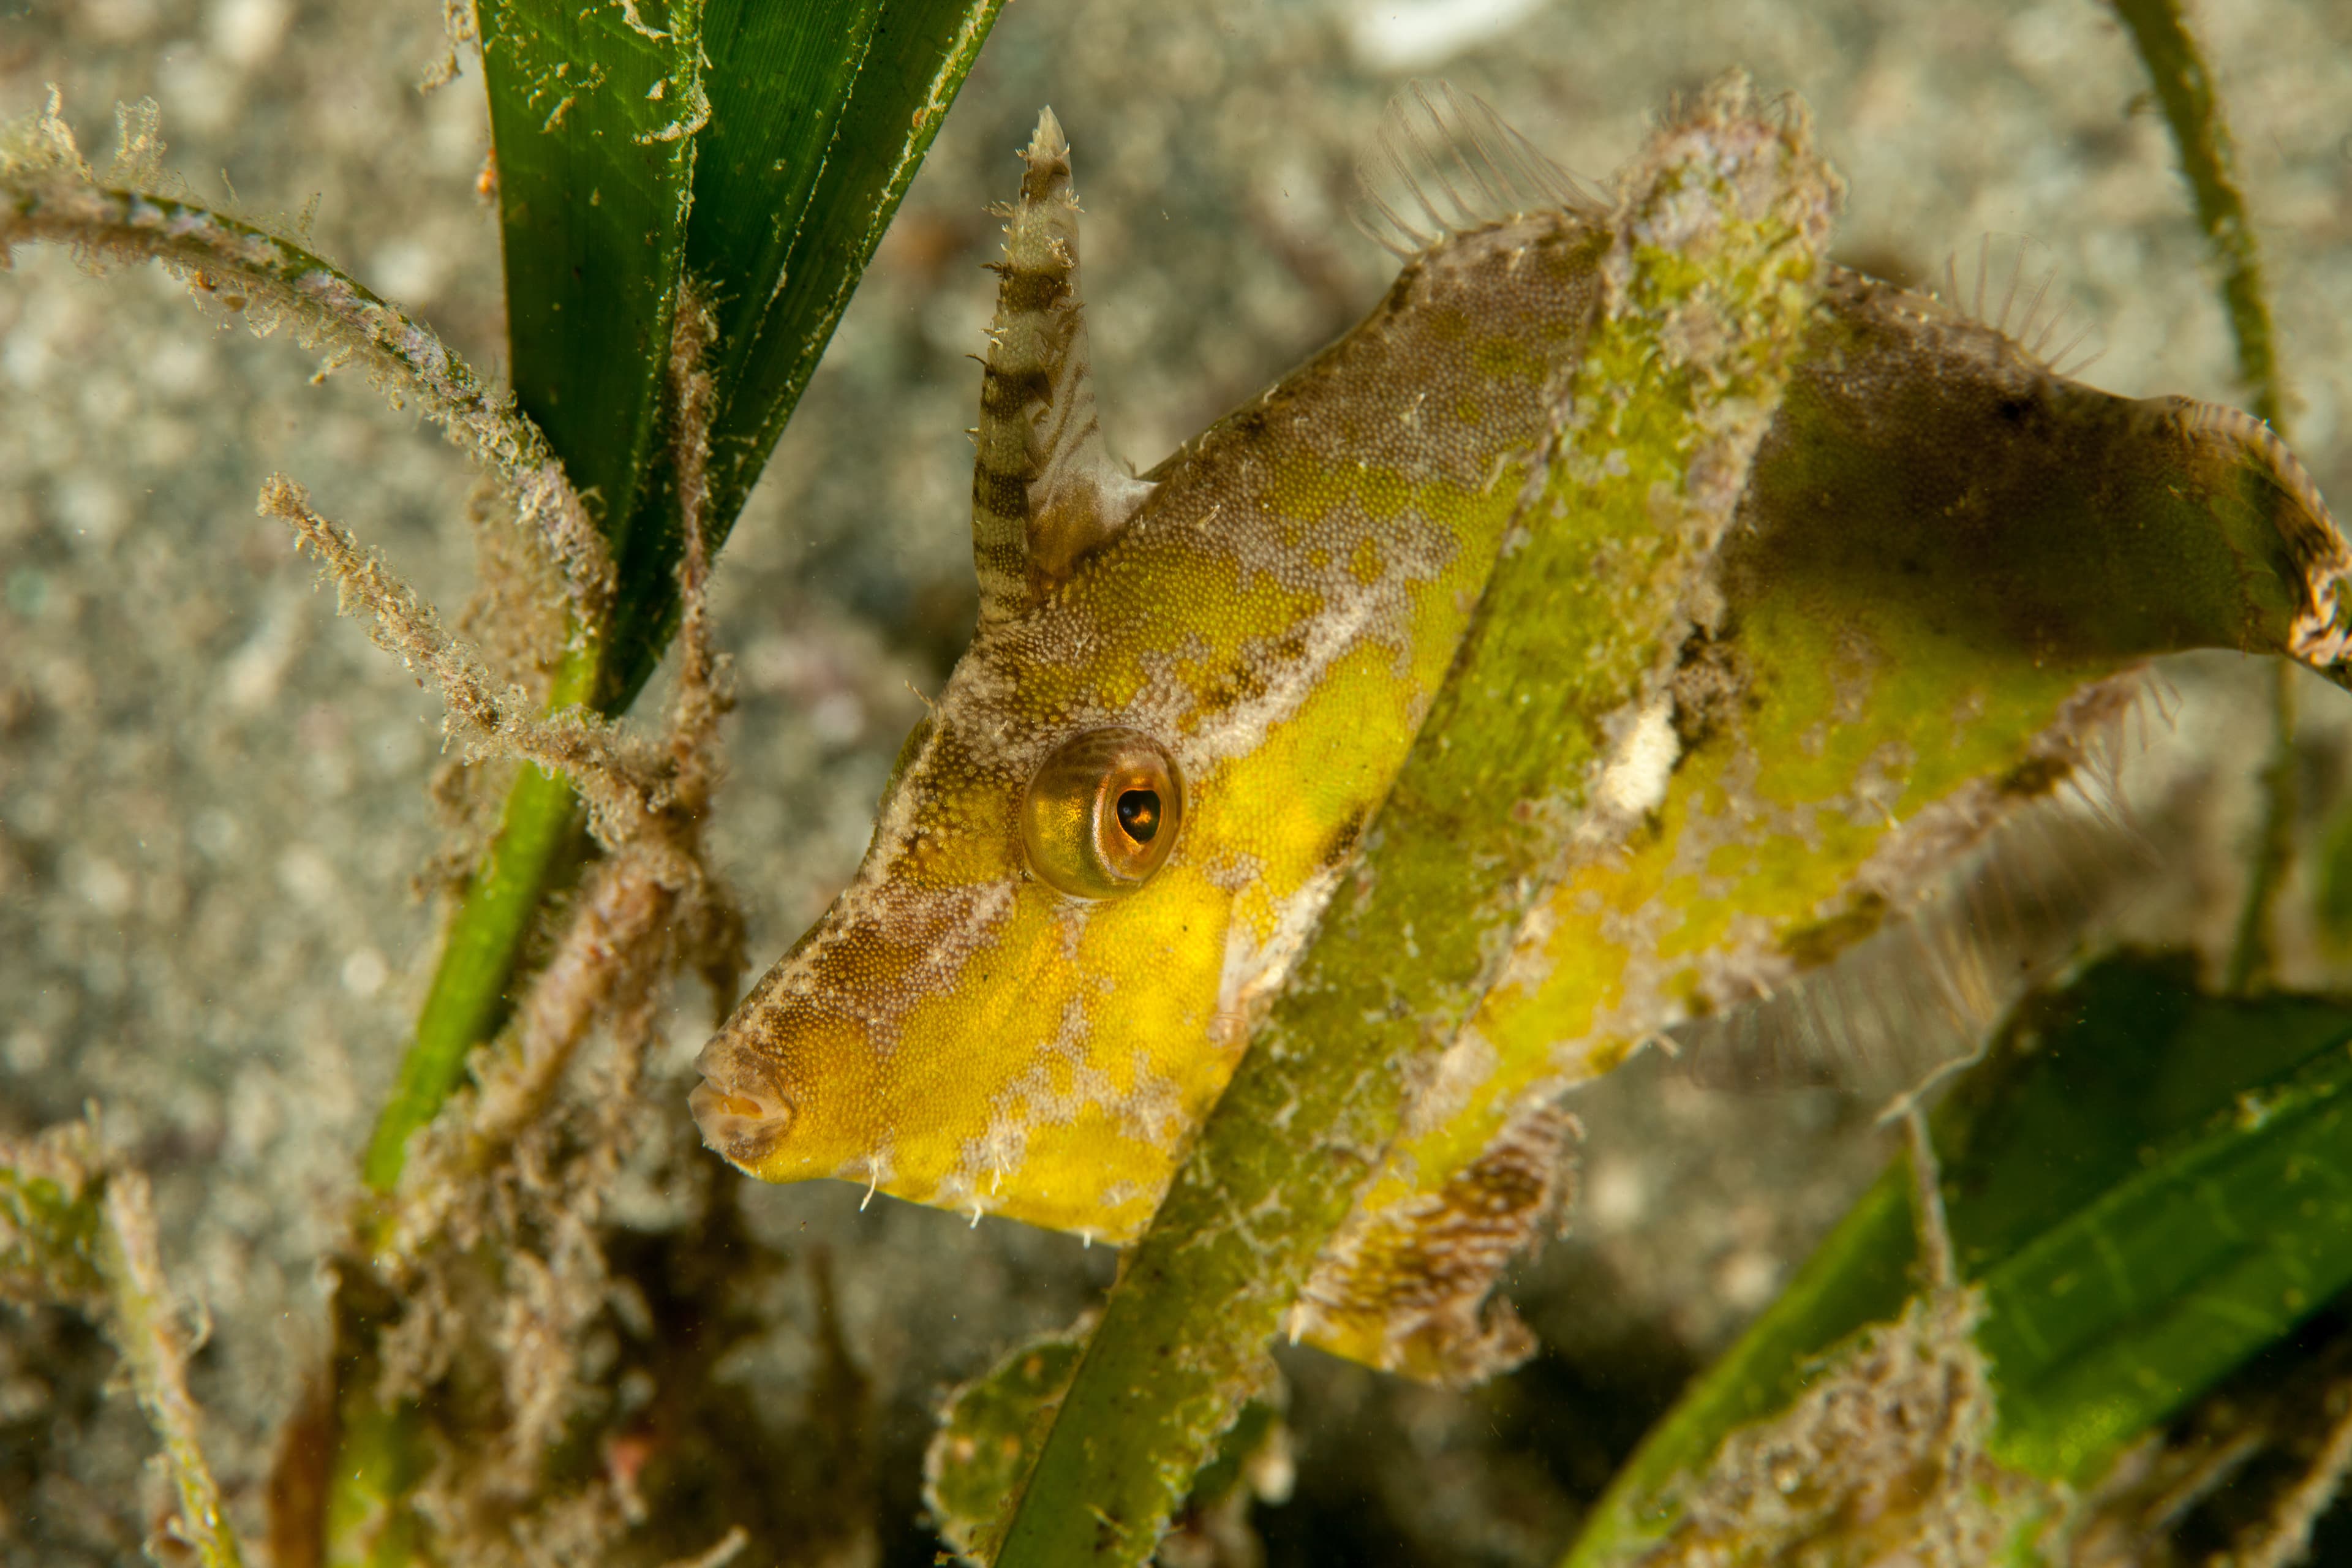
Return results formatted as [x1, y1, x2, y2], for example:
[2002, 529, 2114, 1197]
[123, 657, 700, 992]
[1115, 789, 1160, 843]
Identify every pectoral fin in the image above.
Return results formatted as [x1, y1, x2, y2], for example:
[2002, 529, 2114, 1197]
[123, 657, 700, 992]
[970, 108, 1155, 625]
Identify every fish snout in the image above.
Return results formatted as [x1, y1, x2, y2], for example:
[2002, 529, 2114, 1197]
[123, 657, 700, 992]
[689, 1033, 796, 1170]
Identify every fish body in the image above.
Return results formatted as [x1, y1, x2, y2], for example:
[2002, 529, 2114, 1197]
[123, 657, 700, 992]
[695, 96, 2352, 1373]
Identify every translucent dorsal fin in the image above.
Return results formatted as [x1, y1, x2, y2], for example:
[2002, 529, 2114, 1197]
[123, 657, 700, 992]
[1350, 81, 1600, 259]
[968, 108, 1156, 626]
[1670, 743, 2159, 1110]
[1936, 233, 2103, 377]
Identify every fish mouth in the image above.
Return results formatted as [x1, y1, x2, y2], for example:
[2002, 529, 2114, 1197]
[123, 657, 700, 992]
[688, 1035, 796, 1170]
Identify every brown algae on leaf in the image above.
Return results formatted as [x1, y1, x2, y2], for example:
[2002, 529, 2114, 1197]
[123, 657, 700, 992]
[1646, 1289, 2054, 1567]
[693, 85, 2352, 1377]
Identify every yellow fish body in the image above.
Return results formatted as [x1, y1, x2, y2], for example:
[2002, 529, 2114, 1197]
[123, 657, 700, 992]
[696, 95, 2352, 1376]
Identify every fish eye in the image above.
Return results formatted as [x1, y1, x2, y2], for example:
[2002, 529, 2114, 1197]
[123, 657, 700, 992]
[1019, 727, 1185, 899]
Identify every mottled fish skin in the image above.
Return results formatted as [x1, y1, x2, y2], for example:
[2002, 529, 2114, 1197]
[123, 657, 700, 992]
[693, 111, 1604, 1243]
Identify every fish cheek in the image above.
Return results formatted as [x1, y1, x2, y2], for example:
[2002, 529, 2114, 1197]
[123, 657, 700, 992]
[1068, 861, 1236, 1080]
[850, 882, 1098, 1198]
[951, 867, 1240, 1235]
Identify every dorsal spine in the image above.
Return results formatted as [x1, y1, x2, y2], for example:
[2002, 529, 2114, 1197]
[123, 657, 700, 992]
[970, 108, 1153, 624]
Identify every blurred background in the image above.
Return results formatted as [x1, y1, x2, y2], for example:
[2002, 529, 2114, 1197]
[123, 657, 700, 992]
[3, 0, 2351, 1561]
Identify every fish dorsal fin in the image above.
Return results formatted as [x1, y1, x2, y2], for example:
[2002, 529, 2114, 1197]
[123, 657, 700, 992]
[970, 108, 1155, 625]
[1350, 81, 1601, 259]
[1935, 233, 2103, 377]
